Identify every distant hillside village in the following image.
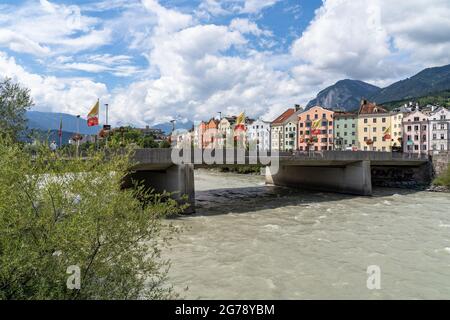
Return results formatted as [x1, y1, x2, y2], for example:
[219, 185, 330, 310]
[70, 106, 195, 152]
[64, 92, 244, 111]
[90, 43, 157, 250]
[173, 100, 450, 155]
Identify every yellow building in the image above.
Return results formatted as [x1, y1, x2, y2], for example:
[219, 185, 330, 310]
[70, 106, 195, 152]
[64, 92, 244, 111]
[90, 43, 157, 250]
[357, 100, 403, 152]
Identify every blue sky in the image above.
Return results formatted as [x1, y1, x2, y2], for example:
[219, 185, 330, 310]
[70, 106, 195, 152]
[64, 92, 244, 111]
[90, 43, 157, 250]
[1, 0, 450, 126]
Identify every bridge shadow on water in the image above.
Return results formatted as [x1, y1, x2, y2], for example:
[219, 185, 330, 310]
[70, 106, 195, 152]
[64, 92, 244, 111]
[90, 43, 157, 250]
[170, 184, 425, 219]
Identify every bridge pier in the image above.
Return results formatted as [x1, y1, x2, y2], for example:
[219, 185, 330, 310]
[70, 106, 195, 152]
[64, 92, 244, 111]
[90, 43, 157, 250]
[123, 164, 196, 214]
[266, 160, 372, 196]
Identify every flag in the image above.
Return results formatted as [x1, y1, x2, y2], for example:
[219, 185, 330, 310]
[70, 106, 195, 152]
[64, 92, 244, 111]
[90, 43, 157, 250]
[383, 126, 391, 140]
[87, 99, 99, 127]
[235, 112, 246, 131]
[312, 119, 322, 135]
[58, 118, 63, 137]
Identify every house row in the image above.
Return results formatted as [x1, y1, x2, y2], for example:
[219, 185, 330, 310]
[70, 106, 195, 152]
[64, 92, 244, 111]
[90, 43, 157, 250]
[271, 100, 450, 154]
[177, 100, 450, 154]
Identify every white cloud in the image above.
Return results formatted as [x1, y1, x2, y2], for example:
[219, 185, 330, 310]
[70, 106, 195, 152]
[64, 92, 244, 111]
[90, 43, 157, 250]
[240, 0, 280, 14]
[0, 51, 109, 116]
[0, 0, 111, 56]
[230, 18, 272, 37]
[291, 0, 450, 88]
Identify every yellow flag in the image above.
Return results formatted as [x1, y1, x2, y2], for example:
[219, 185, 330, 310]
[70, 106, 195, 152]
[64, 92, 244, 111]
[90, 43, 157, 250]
[88, 99, 99, 117]
[312, 119, 321, 129]
[236, 112, 245, 125]
[87, 99, 99, 127]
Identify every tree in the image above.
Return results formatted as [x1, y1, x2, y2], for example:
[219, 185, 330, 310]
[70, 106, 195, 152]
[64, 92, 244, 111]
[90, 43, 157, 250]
[0, 78, 34, 141]
[159, 140, 171, 148]
[0, 139, 184, 299]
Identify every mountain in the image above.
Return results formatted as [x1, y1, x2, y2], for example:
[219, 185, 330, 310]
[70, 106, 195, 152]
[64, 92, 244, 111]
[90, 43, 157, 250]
[381, 90, 450, 110]
[370, 64, 450, 104]
[153, 120, 194, 134]
[27, 111, 100, 135]
[307, 79, 380, 111]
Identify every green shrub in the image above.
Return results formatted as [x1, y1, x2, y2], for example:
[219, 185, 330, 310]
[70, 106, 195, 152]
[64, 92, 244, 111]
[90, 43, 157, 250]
[0, 139, 183, 299]
[433, 165, 450, 187]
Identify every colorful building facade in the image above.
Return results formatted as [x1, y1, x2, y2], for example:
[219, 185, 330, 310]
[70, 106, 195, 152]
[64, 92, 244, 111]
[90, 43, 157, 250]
[333, 112, 357, 150]
[402, 110, 429, 154]
[247, 119, 271, 151]
[428, 107, 450, 152]
[298, 106, 334, 151]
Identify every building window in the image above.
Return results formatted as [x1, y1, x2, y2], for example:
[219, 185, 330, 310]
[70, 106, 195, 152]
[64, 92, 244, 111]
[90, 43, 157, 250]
[407, 126, 412, 132]
[433, 124, 437, 130]
[441, 115, 446, 120]
[364, 128, 368, 133]
[364, 119, 368, 124]
[414, 145, 419, 151]
[373, 127, 376, 133]
[441, 145, 445, 151]
[414, 117, 420, 121]
[373, 137, 377, 142]
[433, 134, 437, 139]
[414, 125, 419, 131]
[382, 118, 386, 123]
[441, 134, 445, 140]
[422, 125, 427, 130]
[352, 124, 356, 128]
[373, 118, 377, 123]
[441, 124, 446, 130]
[315, 114, 318, 119]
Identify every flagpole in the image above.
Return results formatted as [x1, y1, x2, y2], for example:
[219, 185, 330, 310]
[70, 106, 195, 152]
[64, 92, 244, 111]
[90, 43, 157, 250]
[105, 102, 109, 148]
[59, 116, 62, 149]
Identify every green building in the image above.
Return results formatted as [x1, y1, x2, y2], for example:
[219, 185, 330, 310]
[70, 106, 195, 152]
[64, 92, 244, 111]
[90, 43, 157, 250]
[333, 112, 358, 150]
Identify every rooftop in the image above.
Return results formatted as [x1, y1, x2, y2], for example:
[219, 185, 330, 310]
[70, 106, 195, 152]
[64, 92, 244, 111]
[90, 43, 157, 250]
[272, 108, 296, 124]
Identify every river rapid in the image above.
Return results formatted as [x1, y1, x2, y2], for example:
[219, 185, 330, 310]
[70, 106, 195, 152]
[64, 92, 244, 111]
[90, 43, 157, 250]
[164, 169, 450, 299]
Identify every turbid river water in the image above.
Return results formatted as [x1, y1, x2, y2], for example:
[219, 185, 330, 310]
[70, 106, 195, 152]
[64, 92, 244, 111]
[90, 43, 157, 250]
[165, 169, 450, 299]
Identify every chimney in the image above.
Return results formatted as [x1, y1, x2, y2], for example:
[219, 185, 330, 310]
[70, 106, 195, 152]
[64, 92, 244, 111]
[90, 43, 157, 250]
[295, 104, 301, 111]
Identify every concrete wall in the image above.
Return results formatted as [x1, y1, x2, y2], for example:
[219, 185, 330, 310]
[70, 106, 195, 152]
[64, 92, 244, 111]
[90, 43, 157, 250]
[123, 164, 195, 214]
[432, 152, 450, 177]
[371, 164, 432, 188]
[266, 161, 372, 196]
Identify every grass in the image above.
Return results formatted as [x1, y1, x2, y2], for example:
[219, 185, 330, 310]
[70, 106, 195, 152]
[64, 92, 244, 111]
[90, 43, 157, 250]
[433, 165, 450, 187]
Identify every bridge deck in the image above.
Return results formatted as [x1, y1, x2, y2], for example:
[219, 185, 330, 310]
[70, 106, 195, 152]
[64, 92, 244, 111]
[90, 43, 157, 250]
[131, 149, 429, 170]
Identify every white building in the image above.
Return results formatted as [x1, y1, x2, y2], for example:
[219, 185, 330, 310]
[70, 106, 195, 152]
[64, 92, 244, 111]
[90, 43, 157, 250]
[247, 119, 271, 151]
[270, 105, 303, 152]
[403, 110, 430, 154]
[428, 106, 450, 153]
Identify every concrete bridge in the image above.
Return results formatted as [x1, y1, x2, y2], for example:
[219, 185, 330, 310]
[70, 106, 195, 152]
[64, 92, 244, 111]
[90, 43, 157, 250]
[123, 149, 431, 213]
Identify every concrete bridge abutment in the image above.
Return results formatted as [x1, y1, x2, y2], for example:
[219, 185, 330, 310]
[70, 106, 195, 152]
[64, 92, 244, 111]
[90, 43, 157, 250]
[266, 160, 373, 196]
[123, 164, 196, 214]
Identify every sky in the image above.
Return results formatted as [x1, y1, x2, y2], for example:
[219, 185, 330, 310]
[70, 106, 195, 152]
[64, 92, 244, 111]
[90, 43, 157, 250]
[1, 0, 450, 126]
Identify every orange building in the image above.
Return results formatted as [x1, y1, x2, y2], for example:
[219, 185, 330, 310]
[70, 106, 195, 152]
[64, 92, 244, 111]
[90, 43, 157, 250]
[298, 106, 334, 151]
[203, 118, 219, 148]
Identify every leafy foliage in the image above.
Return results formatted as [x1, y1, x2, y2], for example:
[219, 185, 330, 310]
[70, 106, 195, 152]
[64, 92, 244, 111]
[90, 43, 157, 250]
[0, 78, 34, 141]
[0, 139, 183, 299]
[382, 90, 450, 111]
[433, 165, 450, 187]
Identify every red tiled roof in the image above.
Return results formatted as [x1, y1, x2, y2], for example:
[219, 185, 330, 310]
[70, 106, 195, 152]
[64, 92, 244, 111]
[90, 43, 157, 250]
[272, 108, 295, 124]
[358, 100, 388, 115]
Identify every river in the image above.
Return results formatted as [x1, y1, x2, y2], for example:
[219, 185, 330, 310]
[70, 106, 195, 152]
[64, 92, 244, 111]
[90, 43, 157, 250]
[165, 169, 450, 299]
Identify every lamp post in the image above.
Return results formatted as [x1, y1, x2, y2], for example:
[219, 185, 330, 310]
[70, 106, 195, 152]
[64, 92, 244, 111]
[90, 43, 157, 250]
[76, 115, 80, 158]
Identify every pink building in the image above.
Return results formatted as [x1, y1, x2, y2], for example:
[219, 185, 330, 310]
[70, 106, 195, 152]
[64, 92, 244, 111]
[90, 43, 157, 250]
[298, 106, 334, 151]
